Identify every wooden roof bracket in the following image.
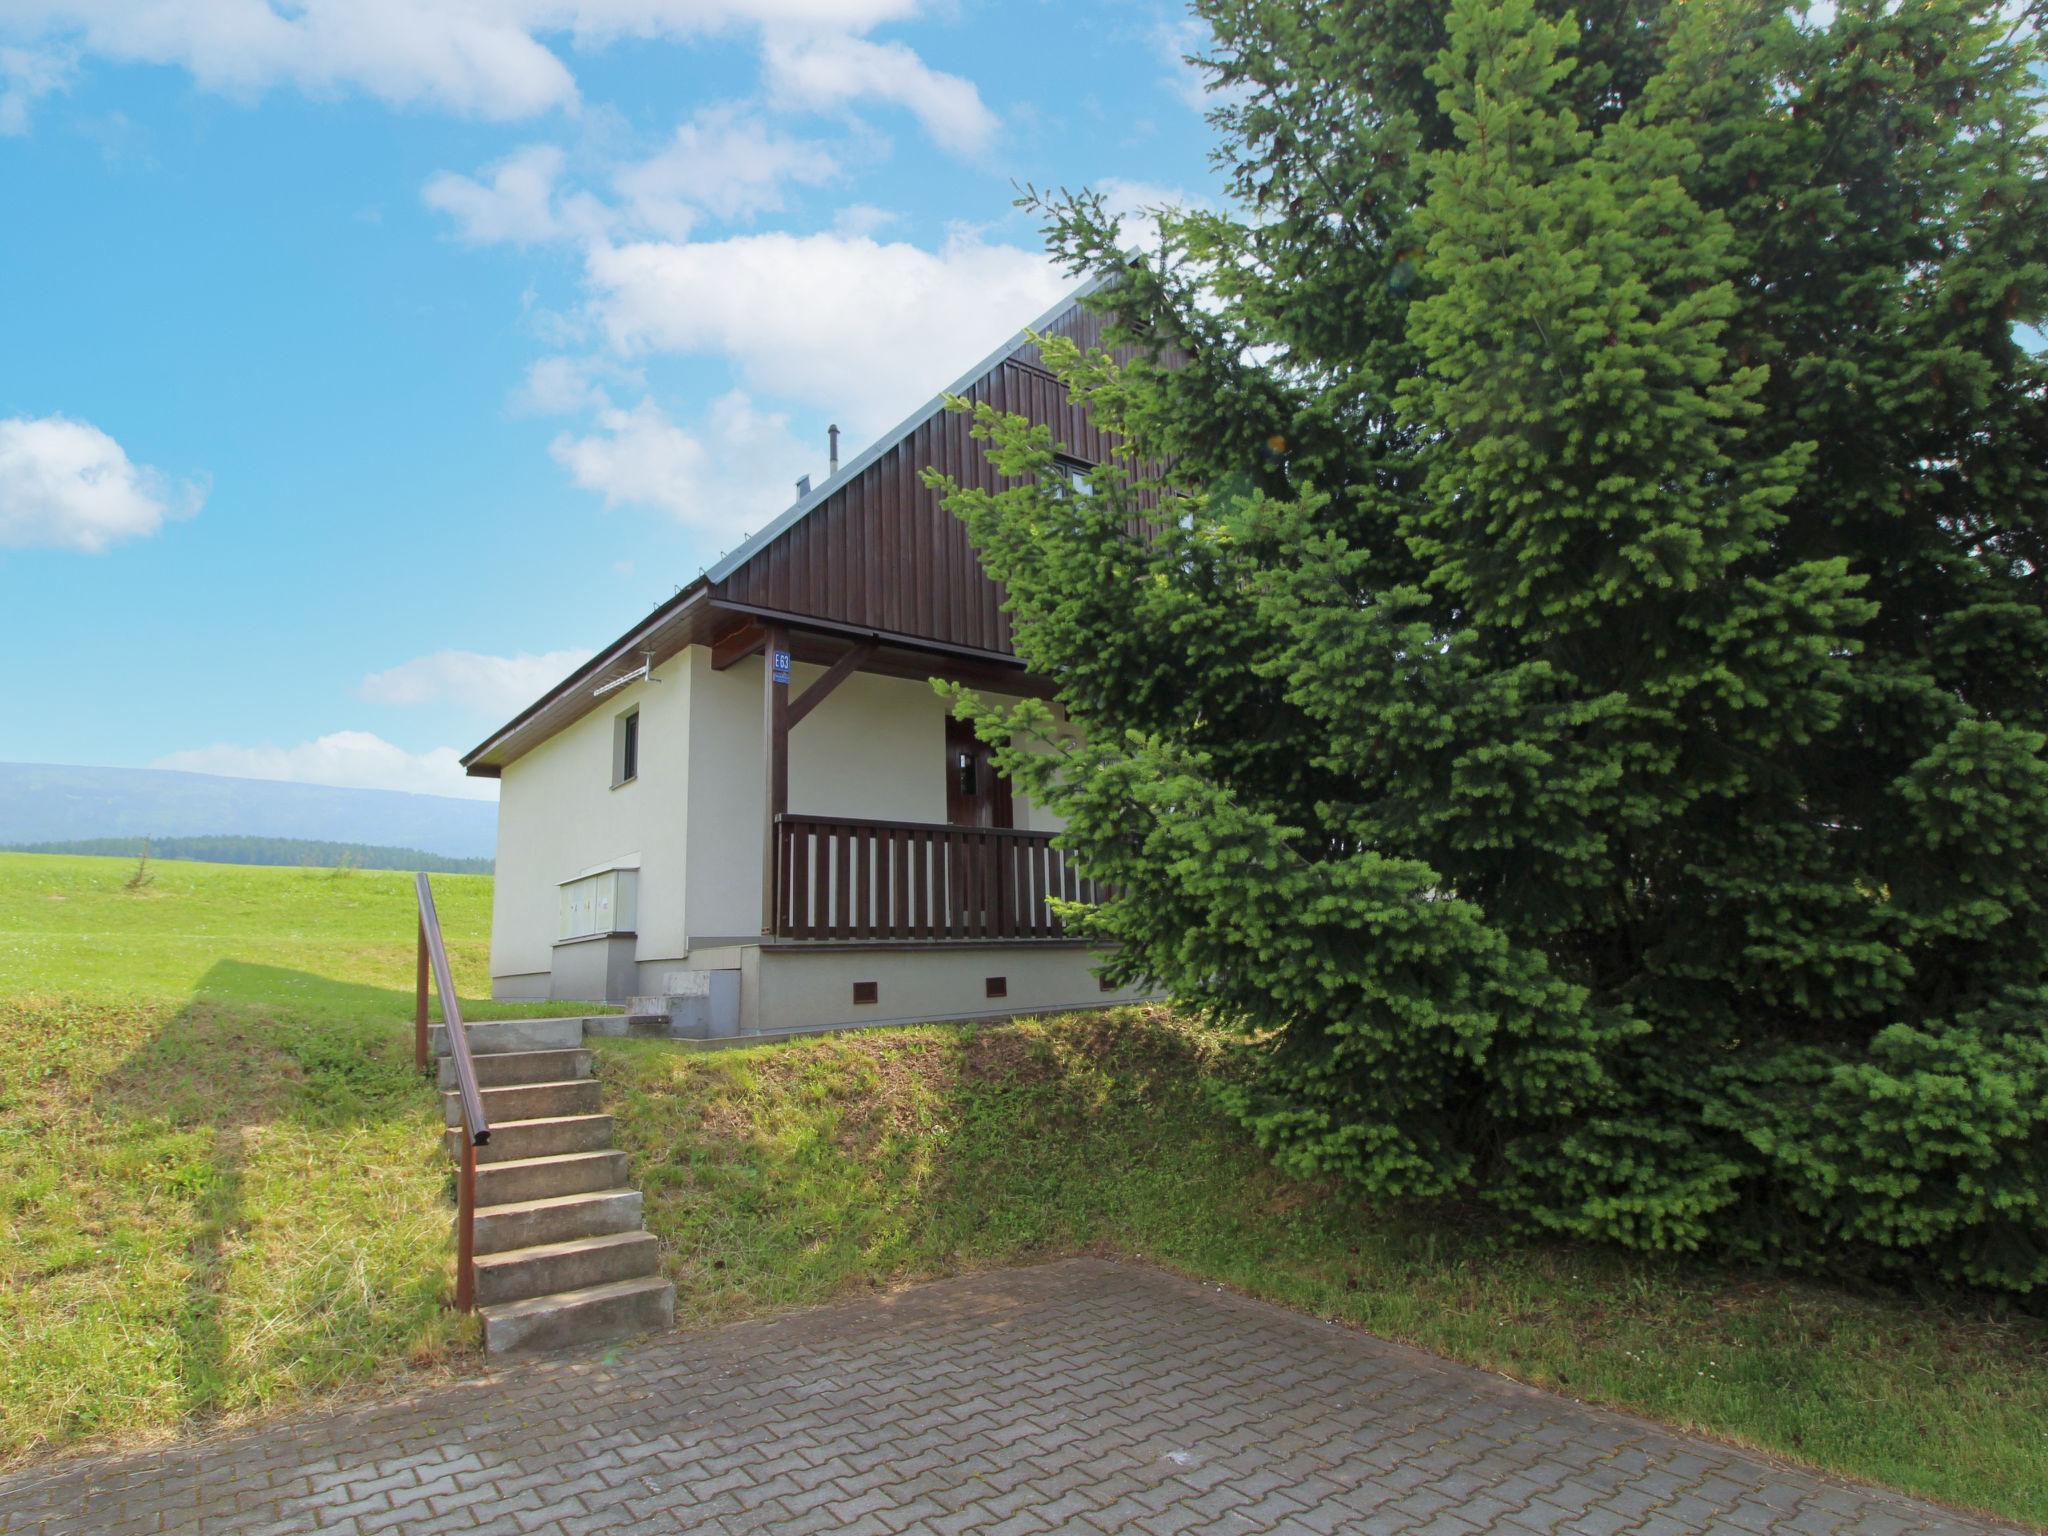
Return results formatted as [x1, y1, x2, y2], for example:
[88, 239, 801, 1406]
[787, 640, 878, 730]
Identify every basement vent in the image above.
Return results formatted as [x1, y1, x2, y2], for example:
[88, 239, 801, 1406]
[852, 981, 879, 1005]
[985, 976, 1007, 999]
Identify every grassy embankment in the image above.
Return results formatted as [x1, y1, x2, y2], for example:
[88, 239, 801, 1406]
[596, 1016, 2048, 1528]
[3, 849, 2043, 1526]
[0, 851, 585, 1467]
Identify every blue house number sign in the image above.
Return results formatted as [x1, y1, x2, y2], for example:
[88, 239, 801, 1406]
[772, 648, 792, 684]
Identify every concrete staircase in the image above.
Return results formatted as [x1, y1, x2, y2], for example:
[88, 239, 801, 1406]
[433, 1016, 673, 1355]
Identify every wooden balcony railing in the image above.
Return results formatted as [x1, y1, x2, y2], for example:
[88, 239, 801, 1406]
[414, 873, 489, 1312]
[772, 814, 1103, 941]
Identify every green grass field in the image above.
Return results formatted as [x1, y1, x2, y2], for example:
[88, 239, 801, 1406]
[2, 850, 2044, 1525]
[0, 851, 583, 1467]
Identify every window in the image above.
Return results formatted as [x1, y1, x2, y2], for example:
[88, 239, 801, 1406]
[612, 708, 640, 787]
[1052, 456, 1093, 497]
[559, 867, 638, 940]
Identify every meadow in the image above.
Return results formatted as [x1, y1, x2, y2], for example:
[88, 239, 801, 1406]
[1, 850, 2044, 1527]
[0, 851, 578, 1465]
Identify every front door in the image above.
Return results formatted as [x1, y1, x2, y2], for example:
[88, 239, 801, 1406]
[945, 716, 1013, 829]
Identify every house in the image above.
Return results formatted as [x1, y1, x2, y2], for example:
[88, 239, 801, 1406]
[462, 278, 1157, 1040]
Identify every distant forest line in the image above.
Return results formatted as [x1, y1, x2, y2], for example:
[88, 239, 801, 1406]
[4, 836, 494, 874]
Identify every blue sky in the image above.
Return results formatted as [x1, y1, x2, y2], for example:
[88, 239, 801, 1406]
[0, 0, 1220, 799]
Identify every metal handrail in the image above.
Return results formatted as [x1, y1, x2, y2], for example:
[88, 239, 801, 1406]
[414, 873, 490, 1311]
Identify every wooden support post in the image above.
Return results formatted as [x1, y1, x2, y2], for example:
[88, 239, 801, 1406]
[415, 913, 429, 1072]
[761, 623, 790, 935]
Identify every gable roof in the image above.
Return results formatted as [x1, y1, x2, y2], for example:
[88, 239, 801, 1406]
[462, 273, 1114, 777]
[706, 270, 1113, 586]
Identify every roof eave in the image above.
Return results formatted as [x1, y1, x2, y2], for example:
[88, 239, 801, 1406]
[459, 580, 712, 774]
[460, 270, 1113, 778]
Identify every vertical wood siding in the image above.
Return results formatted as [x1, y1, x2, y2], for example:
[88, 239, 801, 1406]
[713, 311, 1153, 657]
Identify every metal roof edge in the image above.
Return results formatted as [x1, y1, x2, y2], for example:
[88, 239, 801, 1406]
[459, 582, 710, 772]
[702, 271, 1111, 586]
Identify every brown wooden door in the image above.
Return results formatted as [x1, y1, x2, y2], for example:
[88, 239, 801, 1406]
[945, 716, 1013, 828]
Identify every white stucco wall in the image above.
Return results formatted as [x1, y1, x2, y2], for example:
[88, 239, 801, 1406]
[491, 640, 1062, 986]
[488, 660, 691, 986]
[684, 646, 990, 942]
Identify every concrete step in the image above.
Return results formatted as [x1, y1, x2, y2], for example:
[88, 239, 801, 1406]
[433, 1016, 588, 1056]
[475, 1150, 628, 1207]
[442, 1114, 614, 1165]
[472, 1189, 644, 1255]
[443, 1078, 601, 1128]
[437, 1047, 591, 1091]
[472, 1230, 661, 1308]
[480, 1276, 675, 1356]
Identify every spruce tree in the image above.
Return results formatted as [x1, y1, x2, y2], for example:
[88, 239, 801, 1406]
[933, 0, 2048, 1290]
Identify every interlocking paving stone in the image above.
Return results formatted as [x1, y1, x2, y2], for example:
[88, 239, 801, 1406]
[0, 1259, 2027, 1536]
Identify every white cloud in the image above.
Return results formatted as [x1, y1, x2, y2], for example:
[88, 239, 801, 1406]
[583, 229, 1067, 432]
[611, 106, 838, 239]
[832, 202, 898, 238]
[359, 648, 596, 716]
[763, 31, 995, 156]
[550, 390, 814, 538]
[1094, 176, 1211, 249]
[0, 413, 203, 553]
[511, 353, 644, 415]
[4, 1, 933, 123]
[423, 143, 610, 245]
[9, 1, 577, 120]
[428, 107, 841, 249]
[0, 46, 69, 134]
[153, 731, 496, 800]
[1152, 15, 1217, 112]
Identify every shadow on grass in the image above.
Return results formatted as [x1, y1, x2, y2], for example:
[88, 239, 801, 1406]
[84, 959, 451, 1425]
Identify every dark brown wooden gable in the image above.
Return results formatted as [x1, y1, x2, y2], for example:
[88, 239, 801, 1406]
[711, 302, 1142, 660]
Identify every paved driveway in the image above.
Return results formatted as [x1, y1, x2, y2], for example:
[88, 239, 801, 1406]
[0, 1259, 2022, 1535]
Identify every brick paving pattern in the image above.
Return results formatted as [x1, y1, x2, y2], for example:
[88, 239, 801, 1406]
[0, 1259, 2023, 1535]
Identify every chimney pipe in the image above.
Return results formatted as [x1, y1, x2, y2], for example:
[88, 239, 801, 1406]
[828, 423, 841, 477]
[796, 474, 811, 498]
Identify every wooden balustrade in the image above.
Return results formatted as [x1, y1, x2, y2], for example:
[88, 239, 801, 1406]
[772, 814, 1101, 941]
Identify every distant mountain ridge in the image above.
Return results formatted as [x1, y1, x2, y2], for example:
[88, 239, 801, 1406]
[4, 836, 492, 875]
[0, 763, 498, 860]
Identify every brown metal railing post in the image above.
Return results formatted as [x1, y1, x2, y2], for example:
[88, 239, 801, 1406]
[415, 873, 490, 1315]
[415, 913, 429, 1072]
[456, 1132, 477, 1312]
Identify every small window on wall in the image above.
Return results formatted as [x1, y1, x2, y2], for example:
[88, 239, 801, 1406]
[1052, 456, 1093, 497]
[613, 708, 640, 787]
[559, 867, 638, 941]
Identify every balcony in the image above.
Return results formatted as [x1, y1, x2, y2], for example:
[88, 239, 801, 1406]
[770, 814, 1103, 942]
